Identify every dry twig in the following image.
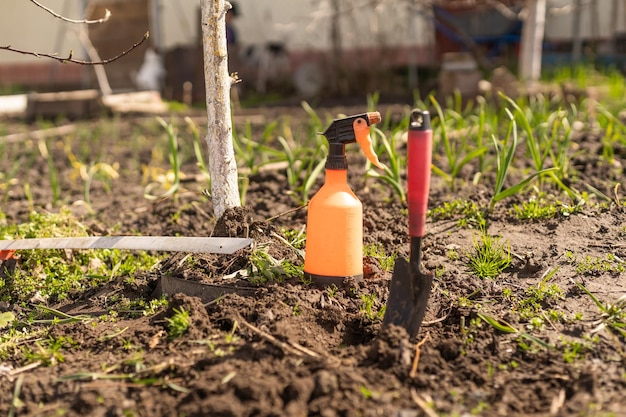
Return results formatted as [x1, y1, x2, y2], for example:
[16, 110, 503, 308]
[410, 389, 438, 417]
[409, 332, 430, 378]
[235, 314, 320, 358]
[0, 32, 149, 66]
[29, 0, 111, 24]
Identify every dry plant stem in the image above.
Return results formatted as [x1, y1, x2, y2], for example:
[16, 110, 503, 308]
[29, 0, 111, 24]
[8, 374, 24, 417]
[409, 332, 430, 378]
[265, 205, 307, 223]
[549, 388, 566, 416]
[1, 125, 76, 144]
[0, 32, 149, 66]
[201, 0, 240, 219]
[236, 314, 320, 358]
[410, 389, 438, 417]
[2, 362, 42, 381]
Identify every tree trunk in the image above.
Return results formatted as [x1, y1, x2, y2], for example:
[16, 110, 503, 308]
[200, 0, 240, 219]
[519, 0, 546, 82]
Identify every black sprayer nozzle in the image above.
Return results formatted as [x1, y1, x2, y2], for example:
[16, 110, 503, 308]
[321, 112, 381, 170]
[409, 109, 431, 131]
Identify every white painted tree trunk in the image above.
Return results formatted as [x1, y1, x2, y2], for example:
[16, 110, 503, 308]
[200, 0, 240, 219]
[519, 0, 547, 83]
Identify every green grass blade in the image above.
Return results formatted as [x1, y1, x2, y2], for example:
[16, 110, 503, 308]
[492, 167, 558, 203]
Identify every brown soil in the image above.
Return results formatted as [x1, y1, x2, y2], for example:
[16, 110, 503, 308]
[1, 107, 625, 417]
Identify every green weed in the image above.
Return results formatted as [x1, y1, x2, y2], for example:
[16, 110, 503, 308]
[247, 244, 303, 284]
[516, 268, 563, 321]
[467, 231, 511, 279]
[430, 95, 488, 191]
[490, 109, 558, 211]
[576, 283, 626, 340]
[429, 199, 486, 229]
[166, 307, 191, 339]
[37, 138, 61, 204]
[569, 253, 626, 275]
[0, 209, 162, 303]
[144, 117, 181, 201]
[363, 243, 395, 272]
[23, 335, 77, 366]
[365, 126, 405, 202]
[359, 293, 386, 321]
[511, 193, 559, 220]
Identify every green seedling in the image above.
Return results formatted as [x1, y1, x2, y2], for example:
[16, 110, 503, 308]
[490, 109, 558, 211]
[365, 126, 405, 202]
[280, 227, 306, 251]
[363, 243, 395, 272]
[516, 268, 562, 320]
[166, 307, 191, 339]
[429, 199, 486, 229]
[0, 155, 23, 205]
[233, 119, 282, 174]
[560, 335, 598, 363]
[477, 312, 553, 350]
[326, 284, 338, 298]
[500, 93, 579, 200]
[247, 244, 303, 284]
[277, 133, 326, 205]
[467, 231, 511, 279]
[576, 283, 626, 340]
[144, 117, 181, 201]
[66, 149, 119, 211]
[512, 193, 559, 220]
[38, 138, 61, 204]
[30, 305, 93, 325]
[23, 335, 77, 366]
[359, 293, 386, 321]
[185, 116, 211, 189]
[570, 253, 626, 275]
[430, 95, 488, 191]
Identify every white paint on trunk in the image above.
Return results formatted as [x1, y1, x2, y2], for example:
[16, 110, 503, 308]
[200, 0, 240, 219]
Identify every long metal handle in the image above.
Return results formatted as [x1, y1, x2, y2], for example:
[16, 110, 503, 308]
[0, 236, 253, 255]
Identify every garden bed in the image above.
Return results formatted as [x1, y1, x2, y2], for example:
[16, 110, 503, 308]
[0, 89, 625, 416]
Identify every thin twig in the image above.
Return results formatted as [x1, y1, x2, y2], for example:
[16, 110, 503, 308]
[0, 32, 149, 66]
[409, 332, 430, 378]
[265, 205, 306, 223]
[1, 125, 76, 144]
[236, 314, 320, 358]
[410, 389, 438, 417]
[8, 374, 24, 417]
[30, 0, 111, 24]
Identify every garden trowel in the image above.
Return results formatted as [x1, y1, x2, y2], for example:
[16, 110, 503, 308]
[382, 109, 433, 339]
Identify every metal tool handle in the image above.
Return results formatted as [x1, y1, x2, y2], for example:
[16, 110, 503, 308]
[407, 109, 433, 238]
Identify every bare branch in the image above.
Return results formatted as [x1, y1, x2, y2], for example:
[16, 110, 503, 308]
[0, 32, 150, 66]
[29, 0, 112, 24]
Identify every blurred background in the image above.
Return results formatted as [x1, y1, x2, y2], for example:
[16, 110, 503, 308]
[1, 0, 625, 107]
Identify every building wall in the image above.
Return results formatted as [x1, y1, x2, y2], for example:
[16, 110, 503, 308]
[544, 0, 626, 41]
[158, 0, 434, 51]
[2, 0, 625, 91]
[0, 0, 86, 89]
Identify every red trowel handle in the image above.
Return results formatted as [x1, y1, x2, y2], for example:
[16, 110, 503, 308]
[407, 109, 433, 238]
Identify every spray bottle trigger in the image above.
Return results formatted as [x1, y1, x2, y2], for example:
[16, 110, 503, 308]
[353, 118, 386, 170]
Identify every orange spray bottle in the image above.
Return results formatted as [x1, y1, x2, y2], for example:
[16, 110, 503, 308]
[304, 112, 384, 285]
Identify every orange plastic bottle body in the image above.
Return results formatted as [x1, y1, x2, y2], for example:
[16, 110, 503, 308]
[304, 169, 363, 282]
